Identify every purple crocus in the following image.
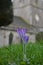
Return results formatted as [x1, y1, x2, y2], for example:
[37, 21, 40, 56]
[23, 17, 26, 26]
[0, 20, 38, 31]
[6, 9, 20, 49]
[17, 28, 29, 43]
[17, 28, 22, 37]
[23, 36, 29, 43]
[17, 28, 26, 38]
[21, 28, 26, 36]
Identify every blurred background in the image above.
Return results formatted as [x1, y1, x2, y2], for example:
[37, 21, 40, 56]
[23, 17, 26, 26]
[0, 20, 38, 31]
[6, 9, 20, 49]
[0, 0, 43, 47]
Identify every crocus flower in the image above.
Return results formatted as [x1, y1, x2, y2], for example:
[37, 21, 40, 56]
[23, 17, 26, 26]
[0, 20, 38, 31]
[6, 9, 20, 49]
[21, 28, 26, 36]
[17, 28, 26, 38]
[23, 36, 29, 43]
[17, 28, 22, 38]
[17, 28, 29, 43]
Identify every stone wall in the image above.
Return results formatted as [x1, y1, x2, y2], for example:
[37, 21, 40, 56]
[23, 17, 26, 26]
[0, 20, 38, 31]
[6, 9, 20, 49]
[13, 0, 32, 25]
[0, 30, 36, 47]
[13, 0, 43, 27]
[31, 0, 43, 27]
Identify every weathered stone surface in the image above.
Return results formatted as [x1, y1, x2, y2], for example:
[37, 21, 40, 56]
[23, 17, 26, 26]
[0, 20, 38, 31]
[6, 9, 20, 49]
[0, 30, 36, 47]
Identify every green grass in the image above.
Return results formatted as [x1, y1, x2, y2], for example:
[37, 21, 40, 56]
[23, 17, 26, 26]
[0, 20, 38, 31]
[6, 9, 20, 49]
[0, 42, 43, 65]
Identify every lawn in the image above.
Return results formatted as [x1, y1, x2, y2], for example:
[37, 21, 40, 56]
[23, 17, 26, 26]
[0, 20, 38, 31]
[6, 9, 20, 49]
[0, 42, 43, 65]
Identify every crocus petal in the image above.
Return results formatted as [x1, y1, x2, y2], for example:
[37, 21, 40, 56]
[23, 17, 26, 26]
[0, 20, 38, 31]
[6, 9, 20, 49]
[21, 28, 26, 36]
[23, 36, 29, 43]
[17, 28, 22, 38]
[17, 28, 26, 37]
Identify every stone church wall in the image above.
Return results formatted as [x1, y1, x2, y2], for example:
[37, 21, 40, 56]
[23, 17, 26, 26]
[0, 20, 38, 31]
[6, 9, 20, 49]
[0, 30, 36, 47]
